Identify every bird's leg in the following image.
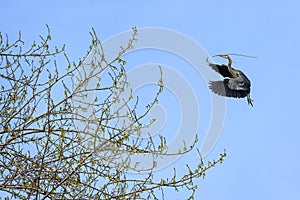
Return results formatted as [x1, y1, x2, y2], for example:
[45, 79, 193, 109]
[247, 94, 254, 107]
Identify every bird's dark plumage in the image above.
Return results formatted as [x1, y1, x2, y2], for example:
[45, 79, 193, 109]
[209, 79, 248, 98]
[208, 63, 233, 78]
[207, 55, 253, 106]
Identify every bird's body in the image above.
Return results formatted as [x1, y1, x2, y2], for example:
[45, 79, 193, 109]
[208, 55, 253, 106]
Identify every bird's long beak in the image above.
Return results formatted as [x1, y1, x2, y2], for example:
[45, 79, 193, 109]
[214, 54, 228, 59]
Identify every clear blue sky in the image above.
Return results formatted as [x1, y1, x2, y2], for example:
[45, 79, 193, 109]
[1, 1, 300, 199]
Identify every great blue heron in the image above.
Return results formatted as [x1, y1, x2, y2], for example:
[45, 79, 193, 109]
[207, 54, 253, 106]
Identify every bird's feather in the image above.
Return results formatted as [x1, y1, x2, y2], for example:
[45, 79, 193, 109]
[209, 79, 248, 98]
[227, 77, 250, 92]
[208, 63, 233, 78]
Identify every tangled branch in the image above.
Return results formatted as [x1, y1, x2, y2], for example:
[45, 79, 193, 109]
[0, 26, 226, 199]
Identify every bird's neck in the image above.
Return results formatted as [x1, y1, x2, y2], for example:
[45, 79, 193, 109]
[227, 57, 232, 67]
[227, 58, 236, 76]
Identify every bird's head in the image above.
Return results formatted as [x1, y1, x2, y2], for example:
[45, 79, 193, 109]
[214, 54, 232, 67]
[214, 54, 230, 60]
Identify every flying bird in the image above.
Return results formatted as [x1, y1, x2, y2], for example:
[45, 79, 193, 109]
[207, 54, 253, 106]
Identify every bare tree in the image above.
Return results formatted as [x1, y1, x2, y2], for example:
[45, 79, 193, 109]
[0, 26, 226, 199]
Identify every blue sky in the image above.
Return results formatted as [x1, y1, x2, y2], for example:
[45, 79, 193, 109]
[1, 1, 300, 199]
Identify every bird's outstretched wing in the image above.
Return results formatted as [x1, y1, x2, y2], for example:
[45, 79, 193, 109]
[209, 79, 248, 98]
[207, 62, 233, 78]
